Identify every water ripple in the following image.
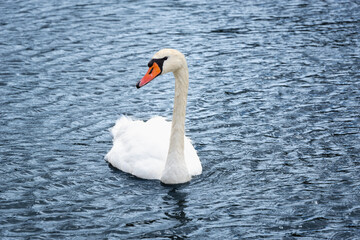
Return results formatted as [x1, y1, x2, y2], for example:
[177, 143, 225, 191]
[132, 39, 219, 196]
[1, 0, 360, 239]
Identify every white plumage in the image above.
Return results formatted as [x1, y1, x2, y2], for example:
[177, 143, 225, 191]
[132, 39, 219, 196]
[105, 49, 202, 184]
[105, 116, 201, 180]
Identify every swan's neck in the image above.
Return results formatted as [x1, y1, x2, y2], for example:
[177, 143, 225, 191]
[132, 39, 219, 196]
[169, 67, 189, 158]
[161, 65, 190, 184]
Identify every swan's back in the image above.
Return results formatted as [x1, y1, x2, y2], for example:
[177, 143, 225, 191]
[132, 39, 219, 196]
[105, 116, 201, 180]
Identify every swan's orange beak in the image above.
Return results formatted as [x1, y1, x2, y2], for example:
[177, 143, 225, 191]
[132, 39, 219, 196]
[136, 62, 161, 88]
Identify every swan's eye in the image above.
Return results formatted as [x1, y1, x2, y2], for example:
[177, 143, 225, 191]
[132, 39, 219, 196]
[147, 57, 168, 71]
[148, 60, 154, 68]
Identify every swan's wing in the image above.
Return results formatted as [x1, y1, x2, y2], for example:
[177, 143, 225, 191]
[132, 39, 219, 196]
[105, 116, 171, 180]
[184, 136, 202, 176]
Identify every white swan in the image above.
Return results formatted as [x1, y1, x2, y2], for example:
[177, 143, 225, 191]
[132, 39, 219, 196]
[105, 49, 202, 184]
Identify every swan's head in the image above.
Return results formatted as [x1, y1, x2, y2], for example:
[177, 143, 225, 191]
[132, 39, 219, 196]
[136, 49, 187, 88]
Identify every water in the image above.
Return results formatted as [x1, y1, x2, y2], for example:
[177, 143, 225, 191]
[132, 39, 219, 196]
[1, 0, 359, 239]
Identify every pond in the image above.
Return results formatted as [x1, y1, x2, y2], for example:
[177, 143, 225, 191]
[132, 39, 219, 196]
[0, 0, 359, 239]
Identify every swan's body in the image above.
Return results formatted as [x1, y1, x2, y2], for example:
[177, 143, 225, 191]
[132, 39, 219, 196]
[105, 49, 202, 184]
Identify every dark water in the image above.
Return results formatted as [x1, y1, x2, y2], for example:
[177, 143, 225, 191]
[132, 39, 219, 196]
[1, 0, 360, 239]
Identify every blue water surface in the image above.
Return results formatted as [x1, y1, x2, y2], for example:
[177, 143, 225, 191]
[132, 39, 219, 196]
[1, 0, 359, 239]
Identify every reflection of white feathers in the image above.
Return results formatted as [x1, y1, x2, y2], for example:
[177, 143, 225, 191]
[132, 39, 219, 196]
[105, 49, 202, 184]
[105, 116, 201, 180]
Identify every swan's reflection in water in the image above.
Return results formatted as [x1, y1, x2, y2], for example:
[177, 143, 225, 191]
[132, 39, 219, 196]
[162, 186, 191, 232]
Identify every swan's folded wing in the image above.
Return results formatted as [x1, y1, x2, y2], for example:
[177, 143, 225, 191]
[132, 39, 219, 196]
[184, 137, 202, 176]
[105, 116, 171, 180]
